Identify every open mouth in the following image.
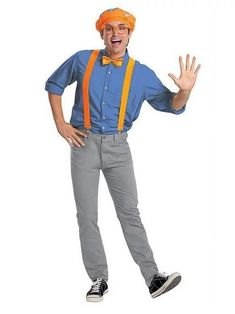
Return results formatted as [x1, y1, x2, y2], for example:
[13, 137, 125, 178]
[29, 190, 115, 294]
[110, 39, 122, 48]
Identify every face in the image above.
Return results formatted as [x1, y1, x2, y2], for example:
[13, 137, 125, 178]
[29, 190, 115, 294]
[100, 20, 132, 58]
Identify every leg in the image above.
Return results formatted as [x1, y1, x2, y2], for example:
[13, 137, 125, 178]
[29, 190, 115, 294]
[70, 144, 108, 281]
[102, 140, 159, 286]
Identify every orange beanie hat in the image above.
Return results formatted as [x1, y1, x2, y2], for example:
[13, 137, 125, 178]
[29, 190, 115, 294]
[96, 8, 136, 32]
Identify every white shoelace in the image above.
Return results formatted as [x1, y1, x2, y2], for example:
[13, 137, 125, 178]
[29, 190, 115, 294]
[158, 272, 167, 278]
[91, 277, 102, 293]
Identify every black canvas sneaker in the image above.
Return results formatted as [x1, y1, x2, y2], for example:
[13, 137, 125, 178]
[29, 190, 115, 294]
[149, 272, 181, 298]
[86, 277, 108, 302]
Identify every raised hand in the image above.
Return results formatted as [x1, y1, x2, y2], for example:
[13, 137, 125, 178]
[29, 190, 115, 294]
[168, 54, 201, 92]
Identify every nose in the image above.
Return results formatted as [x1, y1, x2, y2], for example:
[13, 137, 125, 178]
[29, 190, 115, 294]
[112, 27, 118, 35]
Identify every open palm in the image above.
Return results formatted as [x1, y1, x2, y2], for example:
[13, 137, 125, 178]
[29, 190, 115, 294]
[168, 54, 201, 92]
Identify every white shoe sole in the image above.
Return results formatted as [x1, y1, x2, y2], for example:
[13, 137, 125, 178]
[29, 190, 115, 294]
[151, 272, 181, 298]
[86, 289, 108, 302]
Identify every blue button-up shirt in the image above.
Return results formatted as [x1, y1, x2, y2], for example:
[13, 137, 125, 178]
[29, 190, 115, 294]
[45, 48, 185, 134]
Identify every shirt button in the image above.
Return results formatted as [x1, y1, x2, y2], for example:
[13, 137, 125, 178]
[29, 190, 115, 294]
[105, 86, 108, 90]
[102, 126, 105, 129]
[103, 102, 105, 105]
[103, 116, 106, 119]
[108, 71, 111, 74]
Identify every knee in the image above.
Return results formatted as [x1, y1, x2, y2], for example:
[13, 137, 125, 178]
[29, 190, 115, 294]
[76, 211, 98, 227]
[115, 205, 142, 225]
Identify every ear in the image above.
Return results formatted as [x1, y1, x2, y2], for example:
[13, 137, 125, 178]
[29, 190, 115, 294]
[100, 31, 104, 40]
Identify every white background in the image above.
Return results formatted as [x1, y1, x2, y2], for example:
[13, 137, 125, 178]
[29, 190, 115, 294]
[0, 0, 233, 313]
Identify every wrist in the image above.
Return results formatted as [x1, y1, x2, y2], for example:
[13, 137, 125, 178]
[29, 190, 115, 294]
[179, 89, 191, 94]
[55, 119, 66, 128]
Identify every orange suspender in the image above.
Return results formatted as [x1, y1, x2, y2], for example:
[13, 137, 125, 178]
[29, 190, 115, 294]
[82, 50, 135, 131]
[82, 50, 100, 129]
[118, 57, 135, 132]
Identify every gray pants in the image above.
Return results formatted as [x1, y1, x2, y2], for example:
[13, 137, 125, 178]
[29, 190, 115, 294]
[70, 130, 159, 287]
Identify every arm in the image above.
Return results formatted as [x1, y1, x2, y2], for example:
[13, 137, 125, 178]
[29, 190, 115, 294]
[143, 66, 186, 115]
[171, 89, 191, 111]
[48, 93, 65, 127]
[45, 52, 87, 147]
[48, 92, 87, 147]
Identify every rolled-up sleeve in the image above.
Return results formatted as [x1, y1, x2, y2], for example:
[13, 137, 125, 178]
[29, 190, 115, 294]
[45, 52, 79, 95]
[143, 66, 185, 115]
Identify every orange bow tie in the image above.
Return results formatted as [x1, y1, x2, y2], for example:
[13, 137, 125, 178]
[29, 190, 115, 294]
[102, 55, 123, 67]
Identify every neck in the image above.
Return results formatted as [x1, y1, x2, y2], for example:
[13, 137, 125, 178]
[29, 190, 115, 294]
[105, 47, 126, 59]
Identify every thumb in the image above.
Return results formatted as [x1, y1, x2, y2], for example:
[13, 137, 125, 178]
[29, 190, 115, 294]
[168, 73, 178, 82]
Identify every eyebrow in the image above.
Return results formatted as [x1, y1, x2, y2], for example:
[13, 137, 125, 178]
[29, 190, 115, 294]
[105, 23, 126, 27]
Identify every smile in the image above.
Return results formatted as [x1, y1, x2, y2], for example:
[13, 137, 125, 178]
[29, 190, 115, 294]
[110, 39, 122, 47]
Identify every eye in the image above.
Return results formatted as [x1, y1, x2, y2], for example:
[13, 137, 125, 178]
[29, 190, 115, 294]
[118, 25, 127, 31]
[104, 26, 112, 32]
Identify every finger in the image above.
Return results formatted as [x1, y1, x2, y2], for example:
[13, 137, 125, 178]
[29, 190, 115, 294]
[72, 135, 84, 147]
[68, 135, 81, 147]
[74, 134, 86, 146]
[186, 54, 190, 70]
[179, 56, 184, 74]
[79, 131, 88, 138]
[168, 73, 178, 83]
[74, 128, 88, 138]
[72, 139, 81, 148]
[190, 56, 196, 72]
[67, 137, 74, 147]
[194, 64, 201, 75]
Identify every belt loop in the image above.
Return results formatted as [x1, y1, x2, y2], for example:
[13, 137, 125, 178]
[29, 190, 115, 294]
[114, 133, 117, 143]
[86, 128, 91, 143]
[117, 131, 122, 143]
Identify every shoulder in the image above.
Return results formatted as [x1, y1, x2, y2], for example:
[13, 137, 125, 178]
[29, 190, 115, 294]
[66, 49, 98, 60]
[75, 49, 96, 56]
[63, 49, 98, 71]
[73, 49, 102, 66]
[135, 60, 155, 74]
[132, 58, 157, 80]
[70, 49, 94, 61]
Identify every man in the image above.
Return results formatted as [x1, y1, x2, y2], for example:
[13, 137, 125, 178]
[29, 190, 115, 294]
[45, 7, 200, 302]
